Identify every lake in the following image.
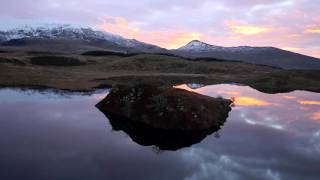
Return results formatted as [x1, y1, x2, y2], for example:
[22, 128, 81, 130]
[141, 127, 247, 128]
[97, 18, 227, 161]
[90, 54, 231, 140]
[0, 84, 319, 180]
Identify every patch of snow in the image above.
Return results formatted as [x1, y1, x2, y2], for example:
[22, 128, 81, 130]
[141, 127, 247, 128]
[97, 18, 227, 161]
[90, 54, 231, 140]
[0, 23, 160, 50]
[178, 40, 273, 52]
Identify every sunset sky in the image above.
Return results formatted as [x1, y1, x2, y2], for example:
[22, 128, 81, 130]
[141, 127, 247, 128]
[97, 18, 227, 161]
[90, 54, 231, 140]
[1, 0, 320, 57]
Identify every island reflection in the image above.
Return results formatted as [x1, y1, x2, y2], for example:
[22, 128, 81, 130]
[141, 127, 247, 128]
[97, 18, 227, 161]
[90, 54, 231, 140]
[96, 84, 232, 150]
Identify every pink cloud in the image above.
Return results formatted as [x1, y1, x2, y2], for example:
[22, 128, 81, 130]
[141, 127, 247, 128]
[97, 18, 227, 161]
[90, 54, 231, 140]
[95, 14, 320, 58]
[96, 16, 203, 49]
[3, 0, 319, 57]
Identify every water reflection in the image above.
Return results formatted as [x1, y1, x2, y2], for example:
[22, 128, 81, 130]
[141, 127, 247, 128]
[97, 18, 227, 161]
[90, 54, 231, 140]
[312, 112, 320, 120]
[1, 84, 320, 180]
[96, 84, 232, 150]
[175, 83, 320, 130]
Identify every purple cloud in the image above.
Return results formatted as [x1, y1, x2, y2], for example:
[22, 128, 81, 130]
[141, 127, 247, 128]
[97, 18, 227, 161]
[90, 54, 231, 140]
[0, 0, 319, 57]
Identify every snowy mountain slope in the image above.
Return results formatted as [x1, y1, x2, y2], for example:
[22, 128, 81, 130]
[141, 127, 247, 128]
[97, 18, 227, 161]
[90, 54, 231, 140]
[174, 40, 320, 70]
[0, 24, 167, 53]
[178, 40, 220, 51]
[179, 40, 274, 52]
[1, 24, 320, 70]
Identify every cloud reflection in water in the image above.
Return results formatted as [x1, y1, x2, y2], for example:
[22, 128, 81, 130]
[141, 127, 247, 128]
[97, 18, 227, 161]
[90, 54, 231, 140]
[0, 85, 320, 180]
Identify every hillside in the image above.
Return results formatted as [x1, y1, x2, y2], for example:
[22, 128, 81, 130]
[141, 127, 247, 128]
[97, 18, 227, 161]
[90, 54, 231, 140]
[173, 40, 320, 70]
[1, 25, 320, 70]
[1, 50, 319, 93]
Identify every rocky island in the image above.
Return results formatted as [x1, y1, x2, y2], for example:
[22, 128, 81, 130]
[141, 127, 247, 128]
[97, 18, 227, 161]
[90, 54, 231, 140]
[96, 84, 232, 150]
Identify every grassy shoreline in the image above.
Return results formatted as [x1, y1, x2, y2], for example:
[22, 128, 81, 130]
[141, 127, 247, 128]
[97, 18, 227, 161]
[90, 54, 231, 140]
[1, 51, 320, 94]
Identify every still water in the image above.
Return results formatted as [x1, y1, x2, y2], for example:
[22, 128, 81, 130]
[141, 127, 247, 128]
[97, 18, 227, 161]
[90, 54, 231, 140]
[0, 84, 320, 180]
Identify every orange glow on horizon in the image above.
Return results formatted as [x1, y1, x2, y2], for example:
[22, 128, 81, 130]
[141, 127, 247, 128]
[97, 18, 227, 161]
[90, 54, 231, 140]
[95, 16, 320, 58]
[174, 84, 203, 93]
[298, 100, 320, 105]
[174, 84, 271, 107]
[282, 47, 300, 52]
[312, 112, 320, 120]
[305, 28, 320, 33]
[226, 21, 271, 35]
[234, 97, 272, 106]
[168, 32, 202, 49]
[217, 91, 241, 96]
[283, 95, 296, 99]
[96, 16, 203, 49]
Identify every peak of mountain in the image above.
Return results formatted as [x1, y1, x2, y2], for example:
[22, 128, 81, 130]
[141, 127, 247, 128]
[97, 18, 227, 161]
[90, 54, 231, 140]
[0, 24, 167, 53]
[1, 24, 320, 70]
[174, 40, 320, 70]
[178, 40, 275, 52]
[179, 40, 221, 51]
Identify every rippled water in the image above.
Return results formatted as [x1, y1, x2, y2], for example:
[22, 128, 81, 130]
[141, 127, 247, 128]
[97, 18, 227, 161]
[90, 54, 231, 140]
[0, 85, 319, 180]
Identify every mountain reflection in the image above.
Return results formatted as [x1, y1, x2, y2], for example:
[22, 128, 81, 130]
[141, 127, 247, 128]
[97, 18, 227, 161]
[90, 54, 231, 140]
[175, 84, 273, 107]
[96, 84, 232, 150]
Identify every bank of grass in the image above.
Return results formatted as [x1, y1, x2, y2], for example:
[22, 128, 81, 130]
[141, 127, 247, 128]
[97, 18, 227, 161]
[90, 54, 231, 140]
[245, 70, 320, 93]
[0, 57, 25, 65]
[29, 56, 85, 66]
[107, 54, 270, 74]
[0, 52, 319, 93]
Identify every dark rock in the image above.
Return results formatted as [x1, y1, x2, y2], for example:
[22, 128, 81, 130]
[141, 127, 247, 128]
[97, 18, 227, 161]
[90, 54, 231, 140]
[96, 84, 232, 150]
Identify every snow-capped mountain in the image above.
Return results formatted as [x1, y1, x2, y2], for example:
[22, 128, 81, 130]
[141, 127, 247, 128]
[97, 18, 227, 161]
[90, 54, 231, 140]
[0, 24, 167, 53]
[1, 25, 320, 69]
[179, 40, 221, 51]
[178, 40, 273, 52]
[174, 40, 320, 70]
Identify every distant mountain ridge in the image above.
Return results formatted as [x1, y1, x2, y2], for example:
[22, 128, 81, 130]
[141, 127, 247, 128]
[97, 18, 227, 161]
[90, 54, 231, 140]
[174, 40, 320, 70]
[1, 24, 320, 69]
[179, 40, 272, 52]
[0, 24, 167, 53]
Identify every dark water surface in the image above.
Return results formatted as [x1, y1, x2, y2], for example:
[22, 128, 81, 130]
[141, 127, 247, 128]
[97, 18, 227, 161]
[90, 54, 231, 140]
[0, 85, 320, 180]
